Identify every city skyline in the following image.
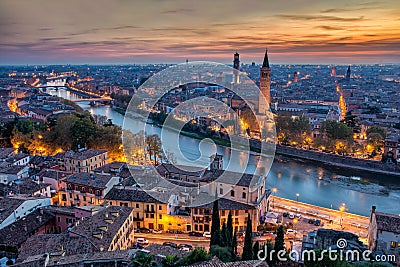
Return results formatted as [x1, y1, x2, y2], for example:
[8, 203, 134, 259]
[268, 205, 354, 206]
[0, 0, 400, 65]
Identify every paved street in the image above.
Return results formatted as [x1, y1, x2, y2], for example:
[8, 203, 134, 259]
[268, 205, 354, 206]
[270, 196, 369, 242]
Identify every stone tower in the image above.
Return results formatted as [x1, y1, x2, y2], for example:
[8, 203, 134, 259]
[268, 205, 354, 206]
[258, 48, 271, 114]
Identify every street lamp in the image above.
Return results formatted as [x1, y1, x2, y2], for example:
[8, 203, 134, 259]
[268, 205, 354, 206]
[272, 188, 277, 209]
[293, 218, 299, 241]
[296, 193, 300, 201]
[339, 203, 346, 229]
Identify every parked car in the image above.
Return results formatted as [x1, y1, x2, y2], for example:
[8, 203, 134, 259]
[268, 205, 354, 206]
[136, 238, 149, 245]
[131, 242, 144, 249]
[167, 229, 183, 234]
[152, 229, 162, 234]
[295, 213, 302, 219]
[282, 212, 289, 217]
[203, 232, 211, 238]
[288, 212, 295, 219]
[162, 242, 178, 248]
[188, 231, 203, 237]
[286, 229, 297, 234]
[178, 244, 193, 251]
[308, 218, 316, 224]
[314, 219, 321, 226]
[139, 227, 151, 233]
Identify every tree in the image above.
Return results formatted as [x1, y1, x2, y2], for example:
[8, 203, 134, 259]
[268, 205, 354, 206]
[161, 255, 180, 267]
[342, 111, 360, 133]
[209, 245, 232, 263]
[241, 213, 253, 260]
[366, 126, 387, 140]
[146, 134, 162, 165]
[177, 247, 210, 266]
[321, 120, 353, 141]
[131, 252, 157, 267]
[292, 116, 312, 138]
[221, 222, 229, 247]
[71, 113, 97, 150]
[240, 108, 259, 132]
[210, 197, 222, 247]
[92, 114, 108, 126]
[273, 225, 285, 265]
[232, 230, 238, 257]
[227, 211, 233, 247]
[252, 241, 260, 260]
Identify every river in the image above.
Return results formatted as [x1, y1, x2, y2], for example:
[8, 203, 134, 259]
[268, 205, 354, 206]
[49, 89, 400, 216]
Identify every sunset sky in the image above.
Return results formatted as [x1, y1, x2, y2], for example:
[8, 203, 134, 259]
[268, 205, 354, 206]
[0, 0, 399, 65]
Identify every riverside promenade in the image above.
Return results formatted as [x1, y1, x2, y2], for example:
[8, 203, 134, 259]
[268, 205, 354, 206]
[274, 144, 400, 177]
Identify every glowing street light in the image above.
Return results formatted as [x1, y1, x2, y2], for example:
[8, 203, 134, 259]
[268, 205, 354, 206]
[339, 203, 346, 228]
[272, 188, 277, 209]
[296, 193, 300, 201]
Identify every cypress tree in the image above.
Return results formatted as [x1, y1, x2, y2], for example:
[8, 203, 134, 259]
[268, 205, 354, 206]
[252, 241, 260, 260]
[232, 230, 238, 258]
[221, 222, 229, 247]
[227, 211, 233, 247]
[241, 213, 254, 260]
[273, 225, 285, 265]
[210, 198, 221, 246]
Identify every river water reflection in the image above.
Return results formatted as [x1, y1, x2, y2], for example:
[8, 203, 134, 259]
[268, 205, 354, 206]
[49, 89, 400, 216]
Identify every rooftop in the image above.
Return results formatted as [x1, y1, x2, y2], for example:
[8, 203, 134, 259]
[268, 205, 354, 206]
[65, 172, 116, 189]
[105, 187, 163, 204]
[70, 205, 133, 251]
[197, 197, 256, 211]
[0, 208, 54, 246]
[375, 212, 400, 234]
[0, 148, 16, 160]
[0, 197, 25, 223]
[189, 256, 268, 267]
[55, 149, 107, 161]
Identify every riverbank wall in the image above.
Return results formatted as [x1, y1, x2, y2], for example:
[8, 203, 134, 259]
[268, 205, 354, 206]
[275, 144, 400, 177]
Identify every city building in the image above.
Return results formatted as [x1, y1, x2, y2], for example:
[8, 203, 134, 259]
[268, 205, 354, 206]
[0, 196, 51, 230]
[55, 148, 108, 173]
[61, 172, 120, 206]
[258, 48, 271, 114]
[346, 65, 351, 81]
[16, 206, 134, 263]
[383, 135, 399, 163]
[105, 186, 259, 233]
[368, 206, 400, 263]
[233, 51, 240, 84]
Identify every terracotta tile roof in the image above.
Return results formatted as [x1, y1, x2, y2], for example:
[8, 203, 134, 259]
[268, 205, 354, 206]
[0, 148, 17, 160]
[105, 187, 163, 204]
[375, 212, 400, 234]
[46, 249, 135, 266]
[0, 209, 54, 246]
[0, 197, 24, 223]
[65, 172, 116, 189]
[36, 169, 69, 181]
[17, 234, 97, 262]
[70, 206, 133, 251]
[189, 256, 268, 266]
[197, 198, 256, 211]
[146, 243, 187, 258]
[0, 179, 50, 196]
[55, 149, 107, 161]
